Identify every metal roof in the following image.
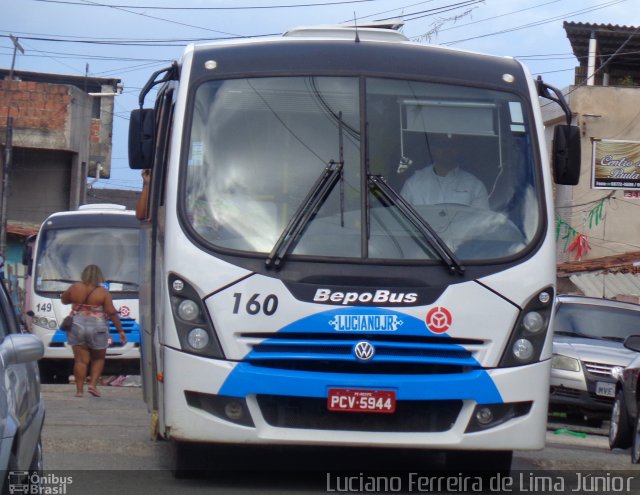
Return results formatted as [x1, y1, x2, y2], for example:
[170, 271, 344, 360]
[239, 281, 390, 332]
[569, 272, 640, 299]
[558, 250, 640, 298]
[0, 68, 120, 94]
[563, 22, 640, 70]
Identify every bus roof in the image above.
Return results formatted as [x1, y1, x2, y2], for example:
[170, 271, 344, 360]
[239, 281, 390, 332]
[78, 203, 127, 211]
[283, 22, 407, 42]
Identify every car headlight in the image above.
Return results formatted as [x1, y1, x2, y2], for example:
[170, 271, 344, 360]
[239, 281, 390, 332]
[552, 354, 581, 372]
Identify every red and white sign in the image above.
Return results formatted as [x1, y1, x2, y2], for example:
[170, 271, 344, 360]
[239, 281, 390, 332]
[426, 306, 452, 334]
[118, 305, 131, 318]
[327, 389, 396, 413]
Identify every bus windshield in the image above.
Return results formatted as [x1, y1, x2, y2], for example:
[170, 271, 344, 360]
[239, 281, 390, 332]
[34, 227, 140, 294]
[184, 76, 541, 262]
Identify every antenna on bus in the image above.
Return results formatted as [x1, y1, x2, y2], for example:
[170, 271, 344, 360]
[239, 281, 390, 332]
[353, 13, 360, 43]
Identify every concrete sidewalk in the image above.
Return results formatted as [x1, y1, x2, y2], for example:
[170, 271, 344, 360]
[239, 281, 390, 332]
[41, 383, 171, 470]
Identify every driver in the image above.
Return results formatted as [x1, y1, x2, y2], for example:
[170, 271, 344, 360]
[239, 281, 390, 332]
[400, 135, 489, 209]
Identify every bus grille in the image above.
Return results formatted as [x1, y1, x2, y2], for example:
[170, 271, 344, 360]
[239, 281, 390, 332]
[241, 333, 481, 374]
[107, 318, 141, 346]
[257, 395, 462, 432]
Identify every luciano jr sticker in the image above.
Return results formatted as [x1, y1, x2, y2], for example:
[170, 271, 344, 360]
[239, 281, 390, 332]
[329, 313, 404, 332]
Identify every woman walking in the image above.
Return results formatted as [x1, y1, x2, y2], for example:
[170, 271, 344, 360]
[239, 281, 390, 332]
[61, 264, 127, 397]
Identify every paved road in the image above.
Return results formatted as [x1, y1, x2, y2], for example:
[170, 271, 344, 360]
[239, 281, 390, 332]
[39, 384, 636, 494]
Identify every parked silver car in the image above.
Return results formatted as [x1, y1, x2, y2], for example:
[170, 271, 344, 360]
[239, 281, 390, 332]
[609, 335, 640, 462]
[0, 281, 45, 494]
[549, 295, 640, 426]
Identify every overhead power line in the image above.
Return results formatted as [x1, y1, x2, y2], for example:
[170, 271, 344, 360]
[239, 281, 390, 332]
[34, 0, 374, 9]
[442, 0, 628, 45]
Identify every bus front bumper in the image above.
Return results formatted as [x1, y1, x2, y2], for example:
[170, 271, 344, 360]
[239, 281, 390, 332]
[161, 347, 549, 450]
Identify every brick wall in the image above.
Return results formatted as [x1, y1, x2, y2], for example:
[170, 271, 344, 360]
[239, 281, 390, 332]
[90, 119, 102, 144]
[0, 79, 70, 132]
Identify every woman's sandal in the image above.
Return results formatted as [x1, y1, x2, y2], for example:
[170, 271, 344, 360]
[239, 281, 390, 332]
[88, 387, 101, 397]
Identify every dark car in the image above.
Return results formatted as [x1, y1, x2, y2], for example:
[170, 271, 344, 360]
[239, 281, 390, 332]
[0, 281, 45, 493]
[609, 335, 640, 463]
[550, 295, 640, 426]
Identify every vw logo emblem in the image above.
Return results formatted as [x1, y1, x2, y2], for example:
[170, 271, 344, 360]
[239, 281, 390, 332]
[353, 341, 375, 361]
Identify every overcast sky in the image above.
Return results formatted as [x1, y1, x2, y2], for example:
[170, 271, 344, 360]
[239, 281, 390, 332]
[2, 0, 639, 192]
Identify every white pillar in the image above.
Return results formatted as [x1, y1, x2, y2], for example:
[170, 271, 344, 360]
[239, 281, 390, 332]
[587, 31, 597, 86]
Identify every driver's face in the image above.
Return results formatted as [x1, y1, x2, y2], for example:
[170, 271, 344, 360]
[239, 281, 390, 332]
[432, 146, 458, 173]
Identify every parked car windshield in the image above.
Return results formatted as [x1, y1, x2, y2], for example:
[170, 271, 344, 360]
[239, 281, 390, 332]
[555, 301, 640, 342]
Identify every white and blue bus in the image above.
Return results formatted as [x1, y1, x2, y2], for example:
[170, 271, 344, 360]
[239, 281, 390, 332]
[23, 204, 141, 381]
[130, 25, 580, 473]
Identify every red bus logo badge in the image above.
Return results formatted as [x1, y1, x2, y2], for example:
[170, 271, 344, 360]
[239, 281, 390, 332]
[119, 306, 131, 318]
[426, 307, 452, 334]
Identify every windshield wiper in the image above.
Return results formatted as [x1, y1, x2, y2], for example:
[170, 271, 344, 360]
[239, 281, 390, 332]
[40, 278, 76, 284]
[266, 111, 347, 269]
[266, 160, 343, 269]
[368, 175, 465, 275]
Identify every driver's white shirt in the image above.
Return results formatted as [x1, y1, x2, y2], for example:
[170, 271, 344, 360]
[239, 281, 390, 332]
[400, 165, 489, 209]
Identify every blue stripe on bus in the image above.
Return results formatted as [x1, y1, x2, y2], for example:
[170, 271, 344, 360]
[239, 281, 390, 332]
[50, 319, 141, 344]
[218, 308, 503, 404]
[219, 363, 502, 404]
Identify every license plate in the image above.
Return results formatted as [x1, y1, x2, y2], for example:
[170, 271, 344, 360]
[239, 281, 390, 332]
[327, 388, 396, 413]
[595, 381, 615, 398]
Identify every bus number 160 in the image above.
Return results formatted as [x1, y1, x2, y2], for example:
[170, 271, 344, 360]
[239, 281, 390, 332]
[232, 293, 279, 316]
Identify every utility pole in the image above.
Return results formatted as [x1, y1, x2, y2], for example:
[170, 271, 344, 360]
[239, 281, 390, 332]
[0, 115, 12, 275]
[0, 35, 24, 282]
[8, 35, 24, 81]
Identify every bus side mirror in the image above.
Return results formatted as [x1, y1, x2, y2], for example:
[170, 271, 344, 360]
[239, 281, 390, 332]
[129, 108, 156, 170]
[552, 124, 581, 185]
[22, 235, 35, 275]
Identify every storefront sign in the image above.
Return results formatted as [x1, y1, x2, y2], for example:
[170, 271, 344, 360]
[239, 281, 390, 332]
[592, 139, 640, 190]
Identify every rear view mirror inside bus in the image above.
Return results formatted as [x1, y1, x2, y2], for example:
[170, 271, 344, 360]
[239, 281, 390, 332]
[129, 108, 156, 170]
[552, 124, 581, 185]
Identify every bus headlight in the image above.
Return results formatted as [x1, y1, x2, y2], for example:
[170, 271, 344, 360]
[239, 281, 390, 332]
[169, 273, 224, 359]
[512, 339, 534, 361]
[177, 300, 200, 321]
[522, 311, 544, 334]
[187, 328, 210, 350]
[32, 316, 58, 330]
[499, 288, 554, 367]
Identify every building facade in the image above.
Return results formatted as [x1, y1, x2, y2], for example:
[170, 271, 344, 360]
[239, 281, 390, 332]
[0, 69, 121, 303]
[544, 23, 640, 298]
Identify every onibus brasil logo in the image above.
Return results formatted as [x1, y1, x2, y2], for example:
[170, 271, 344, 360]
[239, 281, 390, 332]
[8, 471, 73, 494]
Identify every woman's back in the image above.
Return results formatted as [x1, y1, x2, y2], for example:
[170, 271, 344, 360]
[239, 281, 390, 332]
[64, 282, 117, 317]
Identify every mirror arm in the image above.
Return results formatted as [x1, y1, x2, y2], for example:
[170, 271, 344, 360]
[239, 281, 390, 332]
[138, 62, 179, 109]
[536, 76, 572, 125]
